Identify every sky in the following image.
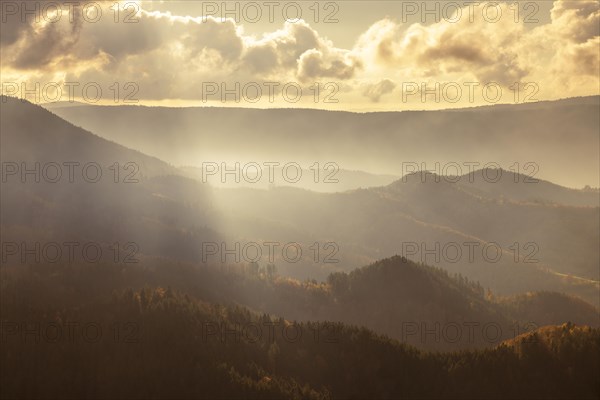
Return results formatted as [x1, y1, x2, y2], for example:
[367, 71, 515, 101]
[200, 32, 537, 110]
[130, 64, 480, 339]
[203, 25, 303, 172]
[1, 0, 599, 111]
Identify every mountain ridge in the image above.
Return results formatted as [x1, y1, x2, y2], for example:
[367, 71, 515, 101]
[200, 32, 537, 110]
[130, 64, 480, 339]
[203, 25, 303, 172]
[41, 95, 600, 188]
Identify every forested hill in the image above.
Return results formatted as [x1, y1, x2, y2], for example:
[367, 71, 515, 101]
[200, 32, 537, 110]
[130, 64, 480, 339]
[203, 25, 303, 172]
[2, 264, 598, 399]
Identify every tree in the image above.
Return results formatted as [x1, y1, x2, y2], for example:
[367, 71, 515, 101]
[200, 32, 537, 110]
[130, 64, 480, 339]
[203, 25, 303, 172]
[327, 272, 349, 297]
[266, 263, 277, 280]
[248, 261, 259, 276]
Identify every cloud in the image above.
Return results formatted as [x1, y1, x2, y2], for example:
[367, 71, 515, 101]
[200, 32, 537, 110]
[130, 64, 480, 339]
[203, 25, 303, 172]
[569, 38, 600, 76]
[362, 79, 396, 102]
[1, 4, 359, 95]
[1, 0, 598, 107]
[550, 0, 599, 42]
[543, 0, 600, 77]
[183, 16, 244, 62]
[353, 0, 598, 100]
[356, 7, 529, 85]
[297, 48, 361, 81]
